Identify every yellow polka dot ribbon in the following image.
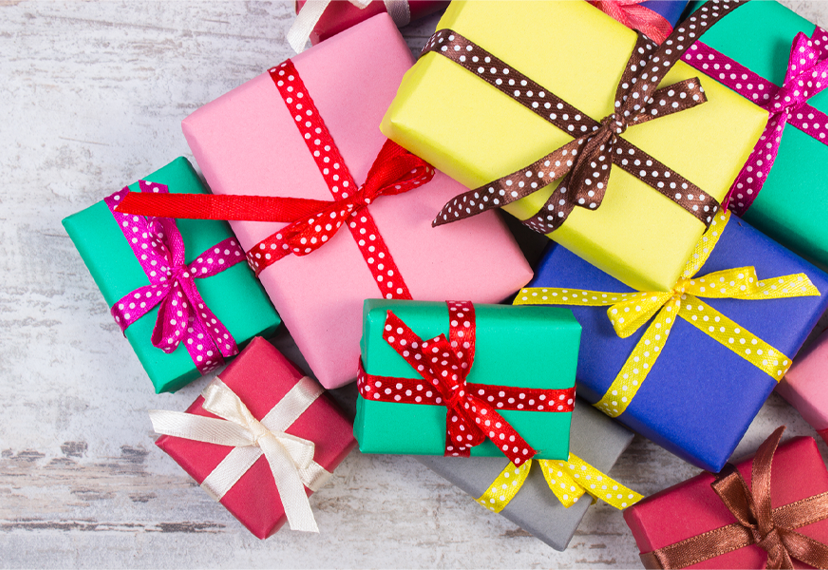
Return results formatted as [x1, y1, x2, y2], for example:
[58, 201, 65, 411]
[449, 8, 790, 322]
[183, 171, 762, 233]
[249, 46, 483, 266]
[475, 454, 643, 513]
[514, 211, 821, 418]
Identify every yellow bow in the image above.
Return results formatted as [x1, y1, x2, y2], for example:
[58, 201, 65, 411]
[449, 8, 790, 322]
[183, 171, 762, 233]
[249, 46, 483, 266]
[476, 453, 643, 513]
[515, 211, 819, 418]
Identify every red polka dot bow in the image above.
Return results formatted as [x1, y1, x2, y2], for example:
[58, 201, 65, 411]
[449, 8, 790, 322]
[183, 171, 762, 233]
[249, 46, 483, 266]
[107, 182, 244, 374]
[357, 301, 576, 465]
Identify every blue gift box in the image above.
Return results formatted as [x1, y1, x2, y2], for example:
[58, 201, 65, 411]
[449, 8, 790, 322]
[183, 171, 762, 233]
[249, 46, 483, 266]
[644, 1, 690, 27]
[528, 216, 828, 472]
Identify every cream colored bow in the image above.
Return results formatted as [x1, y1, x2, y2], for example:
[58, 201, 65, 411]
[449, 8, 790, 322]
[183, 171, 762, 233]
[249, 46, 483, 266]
[150, 376, 331, 532]
[288, 0, 411, 53]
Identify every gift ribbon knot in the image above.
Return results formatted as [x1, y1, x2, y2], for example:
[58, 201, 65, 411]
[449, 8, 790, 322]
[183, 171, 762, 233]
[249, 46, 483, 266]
[641, 427, 828, 569]
[357, 301, 577, 465]
[516, 211, 820, 418]
[151, 375, 332, 533]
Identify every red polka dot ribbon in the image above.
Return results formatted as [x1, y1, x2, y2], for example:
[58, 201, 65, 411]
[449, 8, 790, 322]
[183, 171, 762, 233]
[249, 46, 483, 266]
[356, 301, 576, 465]
[682, 28, 828, 215]
[117, 60, 435, 301]
[105, 181, 244, 374]
[425, 0, 749, 235]
[590, 0, 674, 45]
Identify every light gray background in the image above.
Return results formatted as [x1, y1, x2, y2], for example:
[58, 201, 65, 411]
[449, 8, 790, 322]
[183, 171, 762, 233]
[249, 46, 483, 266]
[2, 1, 828, 568]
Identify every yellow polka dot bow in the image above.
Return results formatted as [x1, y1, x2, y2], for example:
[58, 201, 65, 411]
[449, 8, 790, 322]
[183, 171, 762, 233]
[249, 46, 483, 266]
[476, 454, 643, 512]
[515, 211, 820, 418]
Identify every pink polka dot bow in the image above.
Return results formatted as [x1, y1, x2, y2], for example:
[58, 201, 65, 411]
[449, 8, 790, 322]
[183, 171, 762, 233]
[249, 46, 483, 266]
[590, 1, 674, 45]
[105, 182, 245, 374]
[356, 301, 576, 466]
[683, 28, 828, 215]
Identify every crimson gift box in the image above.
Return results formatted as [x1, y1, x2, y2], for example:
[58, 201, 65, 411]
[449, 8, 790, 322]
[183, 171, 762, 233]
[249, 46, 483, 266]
[155, 337, 355, 538]
[624, 435, 828, 568]
[528, 216, 828, 472]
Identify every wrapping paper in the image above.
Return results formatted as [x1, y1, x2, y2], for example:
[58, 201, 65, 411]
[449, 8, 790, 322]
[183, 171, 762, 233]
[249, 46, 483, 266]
[529, 215, 828, 472]
[182, 13, 533, 390]
[155, 337, 355, 539]
[778, 328, 828, 439]
[62, 157, 280, 393]
[625, 435, 828, 568]
[296, 0, 449, 46]
[354, 299, 581, 460]
[685, 0, 828, 272]
[418, 399, 634, 551]
[381, 0, 768, 293]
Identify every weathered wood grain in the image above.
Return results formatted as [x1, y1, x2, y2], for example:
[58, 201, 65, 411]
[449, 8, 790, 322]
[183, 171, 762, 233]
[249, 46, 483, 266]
[2, 1, 828, 568]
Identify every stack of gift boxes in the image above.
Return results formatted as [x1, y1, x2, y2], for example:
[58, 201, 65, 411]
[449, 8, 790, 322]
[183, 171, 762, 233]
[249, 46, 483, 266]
[60, 0, 828, 565]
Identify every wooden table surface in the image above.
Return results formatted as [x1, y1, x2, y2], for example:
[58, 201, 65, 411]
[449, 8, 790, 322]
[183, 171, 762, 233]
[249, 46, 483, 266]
[3, 1, 828, 567]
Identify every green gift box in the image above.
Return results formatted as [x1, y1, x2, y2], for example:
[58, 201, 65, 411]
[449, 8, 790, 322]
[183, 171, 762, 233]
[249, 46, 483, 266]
[686, 1, 828, 270]
[62, 157, 281, 393]
[354, 299, 581, 461]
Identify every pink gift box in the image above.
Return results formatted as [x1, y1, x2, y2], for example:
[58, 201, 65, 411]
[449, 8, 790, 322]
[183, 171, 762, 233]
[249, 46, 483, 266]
[777, 328, 828, 443]
[295, 0, 449, 46]
[182, 13, 533, 390]
[155, 337, 356, 538]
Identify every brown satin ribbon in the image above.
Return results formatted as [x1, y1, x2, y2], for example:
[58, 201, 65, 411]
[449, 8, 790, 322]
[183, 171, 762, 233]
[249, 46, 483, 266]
[641, 427, 828, 569]
[426, 0, 748, 234]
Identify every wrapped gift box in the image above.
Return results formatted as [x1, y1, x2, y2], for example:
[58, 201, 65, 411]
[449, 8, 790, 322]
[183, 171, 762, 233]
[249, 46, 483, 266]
[777, 328, 828, 444]
[526, 214, 828, 472]
[295, 0, 449, 46]
[381, 0, 768, 293]
[354, 299, 581, 460]
[682, 1, 828, 272]
[62, 157, 281, 393]
[418, 398, 634, 551]
[625, 432, 828, 568]
[155, 337, 355, 538]
[182, 14, 533, 390]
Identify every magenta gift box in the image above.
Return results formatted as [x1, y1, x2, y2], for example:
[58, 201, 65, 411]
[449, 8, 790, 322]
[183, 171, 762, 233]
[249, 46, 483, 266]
[182, 14, 533, 390]
[778, 328, 828, 443]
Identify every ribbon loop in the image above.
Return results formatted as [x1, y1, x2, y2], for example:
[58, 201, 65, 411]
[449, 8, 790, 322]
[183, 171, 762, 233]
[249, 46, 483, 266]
[590, 0, 675, 45]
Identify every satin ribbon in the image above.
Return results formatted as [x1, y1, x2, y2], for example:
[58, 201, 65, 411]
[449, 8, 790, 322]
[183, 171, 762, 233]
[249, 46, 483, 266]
[640, 427, 828, 569]
[356, 301, 576, 466]
[105, 182, 244, 374]
[426, 1, 750, 235]
[476, 453, 644, 513]
[150, 375, 332, 533]
[682, 28, 828, 214]
[117, 60, 434, 300]
[590, 0, 674, 44]
[515, 211, 820, 418]
[288, 0, 411, 53]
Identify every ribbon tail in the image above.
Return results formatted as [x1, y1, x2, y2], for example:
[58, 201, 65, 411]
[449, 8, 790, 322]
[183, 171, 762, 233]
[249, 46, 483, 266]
[287, 0, 330, 53]
[779, 529, 828, 570]
[259, 436, 319, 532]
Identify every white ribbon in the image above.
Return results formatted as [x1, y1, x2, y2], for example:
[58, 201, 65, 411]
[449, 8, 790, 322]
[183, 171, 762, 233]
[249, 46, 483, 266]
[287, 0, 411, 53]
[150, 376, 331, 532]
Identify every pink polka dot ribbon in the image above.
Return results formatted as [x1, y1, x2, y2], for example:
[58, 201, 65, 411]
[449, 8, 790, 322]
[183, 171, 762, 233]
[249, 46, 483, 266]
[105, 181, 244, 375]
[590, 1, 674, 45]
[682, 28, 828, 215]
[356, 301, 577, 466]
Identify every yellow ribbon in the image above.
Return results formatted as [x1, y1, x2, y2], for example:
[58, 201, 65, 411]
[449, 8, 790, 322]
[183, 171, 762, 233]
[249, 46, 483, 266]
[515, 211, 820, 418]
[476, 453, 643, 513]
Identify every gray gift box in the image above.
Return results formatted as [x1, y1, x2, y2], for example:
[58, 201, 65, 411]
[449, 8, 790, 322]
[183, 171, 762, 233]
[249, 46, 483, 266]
[417, 399, 634, 551]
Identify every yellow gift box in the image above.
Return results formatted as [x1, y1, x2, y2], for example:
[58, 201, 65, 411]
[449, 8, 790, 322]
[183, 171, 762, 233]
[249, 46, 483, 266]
[381, 0, 768, 292]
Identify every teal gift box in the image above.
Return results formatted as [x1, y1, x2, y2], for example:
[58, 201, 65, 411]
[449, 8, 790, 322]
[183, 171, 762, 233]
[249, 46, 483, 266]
[62, 157, 281, 393]
[354, 299, 581, 461]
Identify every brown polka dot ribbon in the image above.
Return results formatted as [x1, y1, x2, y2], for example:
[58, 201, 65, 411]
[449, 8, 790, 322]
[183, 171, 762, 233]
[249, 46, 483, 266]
[117, 59, 437, 302]
[356, 301, 577, 465]
[640, 427, 828, 569]
[427, 0, 749, 234]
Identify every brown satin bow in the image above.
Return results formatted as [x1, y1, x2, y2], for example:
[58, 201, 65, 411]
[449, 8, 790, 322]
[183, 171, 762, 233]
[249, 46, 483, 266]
[641, 427, 828, 569]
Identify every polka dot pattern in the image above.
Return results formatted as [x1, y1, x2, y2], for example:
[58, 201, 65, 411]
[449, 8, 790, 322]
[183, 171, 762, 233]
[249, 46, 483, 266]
[515, 211, 816, 418]
[475, 460, 531, 513]
[425, 1, 744, 233]
[682, 30, 828, 216]
[104, 183, 244, 375]
[540, 454, 644, 509]
[356, 302, 576, 465]
[251, 60, 430, 301]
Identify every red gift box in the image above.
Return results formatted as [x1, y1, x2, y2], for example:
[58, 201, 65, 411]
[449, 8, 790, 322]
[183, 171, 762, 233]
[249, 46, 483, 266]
[155, 337, 355, 538]
[624, 431, 828, 568]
